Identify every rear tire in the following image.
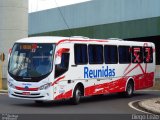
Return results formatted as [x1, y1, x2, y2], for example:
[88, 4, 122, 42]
[124, 81, 134, 97]
[71, 86, 81, 105]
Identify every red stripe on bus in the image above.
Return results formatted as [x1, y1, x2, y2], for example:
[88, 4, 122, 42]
[123, 63, 131, 74]
[53, 72, 154, 100]
[52, 76, 65, 86]
[84, 72, 154, 96]
[54, 90, 72, 100]
[123, 64, 139, 77]
[15, 86, 38, 91]
[56, 39, 108, 45]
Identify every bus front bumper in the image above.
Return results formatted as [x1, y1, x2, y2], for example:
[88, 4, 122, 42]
[8, 88, 52, 101]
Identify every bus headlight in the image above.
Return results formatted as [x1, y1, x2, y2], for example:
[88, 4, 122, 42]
[39, 83, 51, 90]
[8, 81, 15, 89]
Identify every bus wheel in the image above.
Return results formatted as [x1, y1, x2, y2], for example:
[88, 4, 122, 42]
[35, 100, 44, 104]
[71, 86, 81, 105]
[124, 81, 134, 97]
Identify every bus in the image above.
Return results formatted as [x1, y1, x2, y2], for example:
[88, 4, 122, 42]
[8, 36, 155, 104]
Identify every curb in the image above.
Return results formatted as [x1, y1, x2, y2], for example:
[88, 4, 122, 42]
[128, 100, 151, 114]
[138, 98, 160, 114]
[0, 90, 8, 93]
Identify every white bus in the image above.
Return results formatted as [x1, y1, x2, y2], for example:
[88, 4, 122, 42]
[8, 36, 155, 104]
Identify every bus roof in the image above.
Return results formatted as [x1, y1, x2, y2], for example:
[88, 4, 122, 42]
[16, 36, 68, 43]
[15, 36, 154, 46]
[16, 36, 106, 44]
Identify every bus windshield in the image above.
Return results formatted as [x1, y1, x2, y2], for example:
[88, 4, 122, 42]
[8, 43, 55, 82]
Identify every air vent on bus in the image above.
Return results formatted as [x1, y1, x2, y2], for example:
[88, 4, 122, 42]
[70, 36, 89, 39]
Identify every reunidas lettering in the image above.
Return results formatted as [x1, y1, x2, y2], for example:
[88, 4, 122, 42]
[84, 66, 115, 78]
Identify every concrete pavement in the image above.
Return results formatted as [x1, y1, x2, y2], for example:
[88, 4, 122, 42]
[1, 89, 160, 114]
[139, 97, 160, 114]
[0, 91, 160, 114]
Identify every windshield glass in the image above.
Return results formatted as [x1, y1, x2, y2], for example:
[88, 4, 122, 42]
[8, 43, 55, 81]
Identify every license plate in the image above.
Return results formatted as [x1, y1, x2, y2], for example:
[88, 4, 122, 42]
[22, 92, 30, 95]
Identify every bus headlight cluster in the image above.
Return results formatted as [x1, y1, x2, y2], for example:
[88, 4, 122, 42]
[8, 81, 15, 89]
[39, 83, 51, 90]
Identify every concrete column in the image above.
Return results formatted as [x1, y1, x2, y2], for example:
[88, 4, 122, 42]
[0, 0, 28, 78]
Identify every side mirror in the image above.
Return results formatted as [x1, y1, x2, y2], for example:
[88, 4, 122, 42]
[55, 48, 70, 65]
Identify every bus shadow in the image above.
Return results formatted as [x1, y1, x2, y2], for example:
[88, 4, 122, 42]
[81, 92, 149, 104]
[12, 92, 150, 108]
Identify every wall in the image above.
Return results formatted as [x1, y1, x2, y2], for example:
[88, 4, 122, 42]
[0, 0, 28, 78]
[29, 0, 160, 37]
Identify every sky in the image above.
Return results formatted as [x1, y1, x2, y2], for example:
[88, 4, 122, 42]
[29, 0, 91, 13]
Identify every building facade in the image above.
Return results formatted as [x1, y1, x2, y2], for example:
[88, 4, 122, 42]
[29, 0, 160, 77]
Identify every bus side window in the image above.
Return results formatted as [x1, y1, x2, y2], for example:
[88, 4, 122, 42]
[88, 45, 103, 64]
[55, 53, 70, 78]
[132, 46, 143, 63]
[144, 47, 153, 63]
[74, 44, 88, 65]
[104, 45, 118, 64]
[118, 46, 131, 64]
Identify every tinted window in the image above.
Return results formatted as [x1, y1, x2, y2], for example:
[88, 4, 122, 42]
[132, 46, 143, 63]
[104, 45, 118, 64]
[55, 53, 70, 78]
[88, 45, 103, 64]
[8, 43, 55, 82]
[74, 44, 88, 64]
[119, 46, 131, 64]
[144, 47, 153, 63]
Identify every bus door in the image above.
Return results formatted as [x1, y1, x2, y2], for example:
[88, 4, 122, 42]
[54, 48, 70, 98]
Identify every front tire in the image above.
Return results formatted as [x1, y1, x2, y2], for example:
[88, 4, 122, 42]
[71, 86, 81, 105]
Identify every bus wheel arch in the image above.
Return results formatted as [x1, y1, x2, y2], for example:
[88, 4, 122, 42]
[71, 82, 84, 105]
[124, 78, 134, 97]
